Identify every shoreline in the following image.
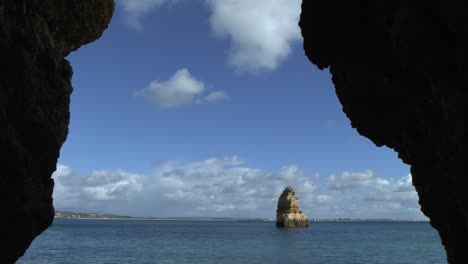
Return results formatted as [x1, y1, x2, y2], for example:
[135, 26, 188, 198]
[55, 218, 273, 222]
[54, 210, 428, 222]
[54, 217, 428, 223]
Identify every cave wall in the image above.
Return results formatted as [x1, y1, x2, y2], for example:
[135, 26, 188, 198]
[2, 0, 466, 262]
[0, 1, 114, 262]
[299, 1, 468, 263]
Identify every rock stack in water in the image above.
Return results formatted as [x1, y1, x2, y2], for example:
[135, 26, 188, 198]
[276, 187, 308, 228]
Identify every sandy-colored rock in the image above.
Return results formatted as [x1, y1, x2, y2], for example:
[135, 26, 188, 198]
[276, 187, 308, 228]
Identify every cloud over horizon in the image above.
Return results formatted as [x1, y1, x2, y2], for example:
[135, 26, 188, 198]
[52, 157, 424, 220]
[83, 170, 144, 201]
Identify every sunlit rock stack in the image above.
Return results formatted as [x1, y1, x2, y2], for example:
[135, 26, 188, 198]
[276, 187, 309, 228]
[300, 1, 468, 263]
[0, 0, 114, 262]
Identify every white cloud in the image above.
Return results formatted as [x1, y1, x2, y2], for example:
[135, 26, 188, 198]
[83, 170, 143, 200]
[52, 166, 144, 210]
[150, 160, 316, 215]
[118, 0, 175, 32]
[395, 174, 414, 192]
[328, 170, 375, 190]
[203, 91, 229, 102]
[118, 0, 302, 72]
[52, 160, 425, 220]
[136, 69, 204, 108]
[208, 0, 302, 72]
[52, 158, 317, 217]
[325, 172, 421, 218]
[364, 191, 418, 204]
[135, 69, 228, 108]
[362, 174, 419, 206]
[52, 165, 82, 208]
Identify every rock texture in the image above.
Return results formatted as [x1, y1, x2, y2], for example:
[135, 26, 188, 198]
[299, 1, 468, 263]
[276, 187, 309, 228]
[0, 1, 114, 262]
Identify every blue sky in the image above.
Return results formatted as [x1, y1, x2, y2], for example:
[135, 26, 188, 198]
[54, 0, 422, 219]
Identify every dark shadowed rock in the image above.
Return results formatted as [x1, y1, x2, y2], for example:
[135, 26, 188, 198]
[299, 1, 468, 263]
[276, 187, 309, 228]
[0, 0, 114, 262]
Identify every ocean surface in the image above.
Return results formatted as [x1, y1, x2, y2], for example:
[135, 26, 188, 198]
[19, 219, 446, 264]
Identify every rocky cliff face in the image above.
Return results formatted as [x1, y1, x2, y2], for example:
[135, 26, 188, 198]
[0, 1, 114, 262]
[276, 187, 309, 228]
[299, 1, 468, 263]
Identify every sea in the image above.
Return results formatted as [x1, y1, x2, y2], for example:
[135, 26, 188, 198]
[18, 219, 446, 264]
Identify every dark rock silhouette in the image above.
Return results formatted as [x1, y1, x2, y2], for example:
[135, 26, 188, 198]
[0, 1, 114, 262]
[276, 187, 309, 228]
[300, 1, 468, 263]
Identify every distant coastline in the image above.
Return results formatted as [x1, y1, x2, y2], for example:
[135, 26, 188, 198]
[54, 211, 271, 221]
[55, 211, 427, 222]
[309, 218, 429, 223]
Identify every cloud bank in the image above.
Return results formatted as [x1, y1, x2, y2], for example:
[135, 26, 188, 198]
[53, 157, 424, 219]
